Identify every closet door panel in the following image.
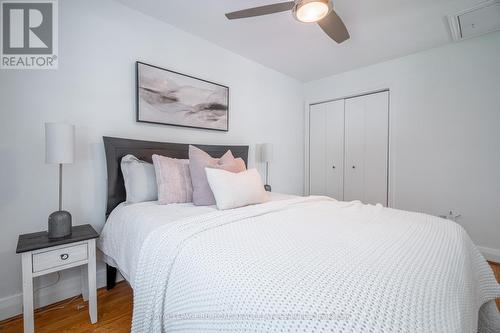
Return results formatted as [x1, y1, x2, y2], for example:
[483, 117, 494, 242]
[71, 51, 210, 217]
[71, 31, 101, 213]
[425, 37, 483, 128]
[325, 100, 345, 200]
[309, 103, 327, 195]
[344, 97, 366, 202]
[363, 91, 389, 206]
[344, 91, 389, 205]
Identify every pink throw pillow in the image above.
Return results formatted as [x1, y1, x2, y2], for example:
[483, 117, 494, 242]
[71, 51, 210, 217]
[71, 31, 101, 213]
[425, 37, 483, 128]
[152, 154, 193, 204]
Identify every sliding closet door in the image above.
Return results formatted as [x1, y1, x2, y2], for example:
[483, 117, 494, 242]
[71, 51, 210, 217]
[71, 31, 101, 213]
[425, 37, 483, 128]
[309, 103, 327, 195]
[309, 100, 344, 199]
[344, 91, 389, 205]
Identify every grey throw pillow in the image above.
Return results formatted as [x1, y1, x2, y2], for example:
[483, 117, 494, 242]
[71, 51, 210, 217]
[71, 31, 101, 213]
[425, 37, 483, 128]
[188, 145, 246, 206]
[121, 154, 158, 203]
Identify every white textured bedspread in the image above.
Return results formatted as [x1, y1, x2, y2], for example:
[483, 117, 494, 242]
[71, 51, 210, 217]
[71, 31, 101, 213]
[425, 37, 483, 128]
[131, 196, 500, 333]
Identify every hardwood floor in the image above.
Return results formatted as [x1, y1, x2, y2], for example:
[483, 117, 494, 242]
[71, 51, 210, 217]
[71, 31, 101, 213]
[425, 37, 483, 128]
[1, 263, 499, 333]
[490, 261, 500, 311]
[0, 282, 133, 333]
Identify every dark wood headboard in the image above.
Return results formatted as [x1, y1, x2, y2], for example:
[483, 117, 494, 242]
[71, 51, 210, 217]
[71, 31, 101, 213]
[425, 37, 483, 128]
[103, 136, 249, 216]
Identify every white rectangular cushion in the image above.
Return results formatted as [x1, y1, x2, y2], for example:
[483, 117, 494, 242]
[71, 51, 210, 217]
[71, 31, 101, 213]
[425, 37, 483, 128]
[205, 168, 269, 210]
[121, 154, 158, 203]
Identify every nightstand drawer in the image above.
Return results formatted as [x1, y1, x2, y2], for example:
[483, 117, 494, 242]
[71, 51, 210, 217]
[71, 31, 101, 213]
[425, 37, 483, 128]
[32, 243, 88, 273]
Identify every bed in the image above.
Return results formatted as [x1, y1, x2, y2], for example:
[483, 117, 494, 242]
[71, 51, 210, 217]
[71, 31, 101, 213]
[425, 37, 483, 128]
[98, 137, 500, 333]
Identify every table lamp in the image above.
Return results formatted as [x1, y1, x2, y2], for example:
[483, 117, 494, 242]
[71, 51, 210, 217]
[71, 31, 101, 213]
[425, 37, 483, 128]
[261, 143, 273, 192]
[45, 123, 75, 239]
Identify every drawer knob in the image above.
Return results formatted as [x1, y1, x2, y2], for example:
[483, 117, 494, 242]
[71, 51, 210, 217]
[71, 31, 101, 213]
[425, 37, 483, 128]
[60, 253, 69, 260]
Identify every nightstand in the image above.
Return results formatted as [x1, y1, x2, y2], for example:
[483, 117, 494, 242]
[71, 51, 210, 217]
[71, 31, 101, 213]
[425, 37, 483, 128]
[16, 224, 99, 333]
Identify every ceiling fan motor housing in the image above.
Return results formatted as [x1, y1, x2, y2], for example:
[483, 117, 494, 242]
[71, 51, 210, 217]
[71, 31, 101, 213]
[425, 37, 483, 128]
[293, 0, 333, 23]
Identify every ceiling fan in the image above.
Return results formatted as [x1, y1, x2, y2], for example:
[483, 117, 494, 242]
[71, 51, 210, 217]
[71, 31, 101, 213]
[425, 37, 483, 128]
[225, 0, 350, 43]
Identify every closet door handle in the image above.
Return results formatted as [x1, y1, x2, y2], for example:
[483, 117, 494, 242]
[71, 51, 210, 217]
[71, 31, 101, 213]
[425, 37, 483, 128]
[332, 165, 336, 169]
[352, 165, 356, 169]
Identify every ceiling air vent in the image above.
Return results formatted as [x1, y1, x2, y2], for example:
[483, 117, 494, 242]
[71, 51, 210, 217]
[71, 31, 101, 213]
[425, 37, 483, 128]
[448, 0, 500, 41]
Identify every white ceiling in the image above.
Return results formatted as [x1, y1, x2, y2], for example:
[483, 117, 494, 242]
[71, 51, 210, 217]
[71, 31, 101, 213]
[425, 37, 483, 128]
[117, 0, 480, 81]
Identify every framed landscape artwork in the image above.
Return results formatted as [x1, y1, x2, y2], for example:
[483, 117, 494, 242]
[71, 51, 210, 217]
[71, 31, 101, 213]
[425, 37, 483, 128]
[136, 61, 229, 131]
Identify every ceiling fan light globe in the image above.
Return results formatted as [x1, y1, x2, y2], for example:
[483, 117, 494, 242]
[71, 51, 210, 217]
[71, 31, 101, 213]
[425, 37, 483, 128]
[294, 0, 331, 23]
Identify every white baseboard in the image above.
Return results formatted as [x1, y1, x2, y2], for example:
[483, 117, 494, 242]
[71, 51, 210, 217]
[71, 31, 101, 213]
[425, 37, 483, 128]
[478, 246, 500, 263]
[0, 267, 123, 321]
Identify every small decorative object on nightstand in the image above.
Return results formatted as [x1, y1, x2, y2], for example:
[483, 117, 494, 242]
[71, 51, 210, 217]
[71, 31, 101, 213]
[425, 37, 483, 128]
[45, 122, 75, 239]
[16, 224, 99, 333]
[261, 143, 273, 192]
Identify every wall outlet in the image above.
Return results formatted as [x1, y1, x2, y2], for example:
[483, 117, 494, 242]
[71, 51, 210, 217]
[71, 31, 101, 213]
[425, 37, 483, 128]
[439, 211, 462, 222]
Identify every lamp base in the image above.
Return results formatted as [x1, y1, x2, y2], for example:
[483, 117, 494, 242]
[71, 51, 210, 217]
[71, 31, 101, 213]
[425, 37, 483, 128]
[48, 211, 72, 239]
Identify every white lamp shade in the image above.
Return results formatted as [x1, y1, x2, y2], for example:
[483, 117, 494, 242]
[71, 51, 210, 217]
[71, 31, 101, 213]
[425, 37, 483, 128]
[261, 143, 274, 162]
[45, 123, 75, 164]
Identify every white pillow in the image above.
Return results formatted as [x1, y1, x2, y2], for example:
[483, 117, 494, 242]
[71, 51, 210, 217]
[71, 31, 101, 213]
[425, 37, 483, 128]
[205, 168, 269, 210]
[121, 154, 158, 203]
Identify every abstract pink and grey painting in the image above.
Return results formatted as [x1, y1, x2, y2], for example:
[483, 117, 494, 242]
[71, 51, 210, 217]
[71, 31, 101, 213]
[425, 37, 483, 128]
[136, 62, 229, 131]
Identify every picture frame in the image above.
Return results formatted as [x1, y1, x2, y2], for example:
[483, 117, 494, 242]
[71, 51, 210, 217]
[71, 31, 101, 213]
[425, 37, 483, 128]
[136, 61, 229, 131]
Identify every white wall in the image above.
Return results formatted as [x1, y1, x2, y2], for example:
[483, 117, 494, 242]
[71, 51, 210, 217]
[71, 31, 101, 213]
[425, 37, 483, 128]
[304, 31, 500, 261]
[0, 0, 304, 319]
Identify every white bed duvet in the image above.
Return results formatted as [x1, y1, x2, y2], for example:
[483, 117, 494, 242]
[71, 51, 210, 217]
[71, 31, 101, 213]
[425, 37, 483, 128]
[100, 196, 500, 333]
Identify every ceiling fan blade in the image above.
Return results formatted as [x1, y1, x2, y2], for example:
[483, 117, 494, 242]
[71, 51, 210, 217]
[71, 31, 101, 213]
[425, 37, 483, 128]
[317, 9, 350, 43]
[225, 1, 295, 20]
